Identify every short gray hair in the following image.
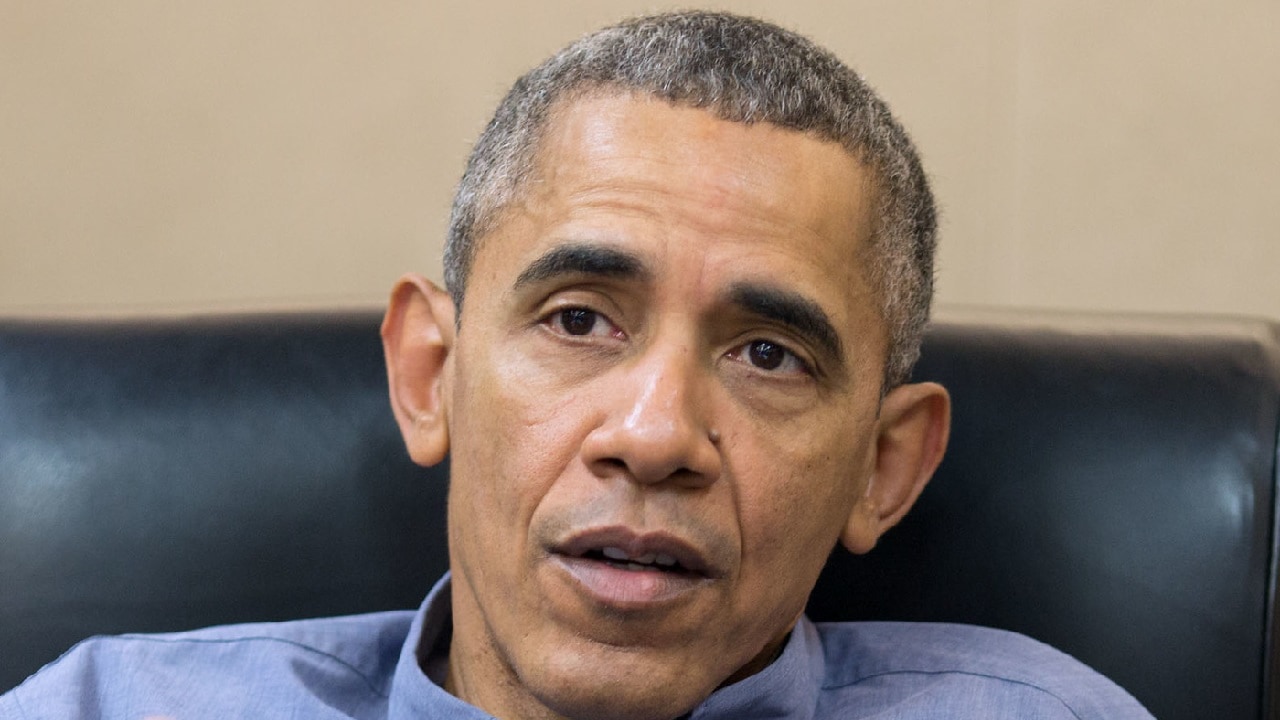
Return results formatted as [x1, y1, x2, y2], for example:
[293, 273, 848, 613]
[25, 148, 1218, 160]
[443, 11, 937, 387]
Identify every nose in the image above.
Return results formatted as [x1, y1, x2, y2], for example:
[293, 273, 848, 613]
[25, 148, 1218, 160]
[580, 342, 722, 489]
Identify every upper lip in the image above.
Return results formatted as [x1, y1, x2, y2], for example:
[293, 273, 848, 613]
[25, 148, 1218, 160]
[551, 526, 720, 578]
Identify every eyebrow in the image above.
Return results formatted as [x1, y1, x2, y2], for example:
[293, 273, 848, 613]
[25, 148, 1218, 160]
[727, 282, 845, 371]
[513, 243, 650, 290]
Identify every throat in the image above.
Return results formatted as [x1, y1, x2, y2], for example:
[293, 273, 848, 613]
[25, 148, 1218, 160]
[720, 628, 792, 687]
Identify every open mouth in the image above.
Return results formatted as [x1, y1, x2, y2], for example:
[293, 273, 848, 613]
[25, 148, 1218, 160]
[552, 528, 717, 580]
[548, 528, 719, 606]
[580, 546, 696, 575]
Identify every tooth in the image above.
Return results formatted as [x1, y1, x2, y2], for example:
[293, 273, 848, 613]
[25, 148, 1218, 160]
[632, 553, 656, 564]
[655, 554, 677, 567]
[602, 547, 629, 561]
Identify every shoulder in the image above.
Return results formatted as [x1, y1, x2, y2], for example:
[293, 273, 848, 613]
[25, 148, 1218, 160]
[812, 621, 1153, 720]
[2, 611, 415, 719]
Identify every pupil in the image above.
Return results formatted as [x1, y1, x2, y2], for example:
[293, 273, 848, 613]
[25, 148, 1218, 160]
[561, 309, 595, 336]
[748, 341, 784, 370]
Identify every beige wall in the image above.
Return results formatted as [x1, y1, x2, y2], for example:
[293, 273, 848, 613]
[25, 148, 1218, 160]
[3, 2, 1277, 319]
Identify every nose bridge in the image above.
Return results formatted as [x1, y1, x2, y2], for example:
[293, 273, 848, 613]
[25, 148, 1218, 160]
[584, 328, 720, 486]
[624, 340, 700, 441]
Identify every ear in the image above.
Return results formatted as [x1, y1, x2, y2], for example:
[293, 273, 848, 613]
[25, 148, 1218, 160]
[840, 381, 950, 555]
[381, 274, 456, 467]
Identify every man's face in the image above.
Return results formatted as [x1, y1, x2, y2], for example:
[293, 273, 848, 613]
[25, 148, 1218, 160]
[441, 95, 889, 719]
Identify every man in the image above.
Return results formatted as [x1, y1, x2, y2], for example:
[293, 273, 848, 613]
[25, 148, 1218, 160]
[3, 11, 1151, 719]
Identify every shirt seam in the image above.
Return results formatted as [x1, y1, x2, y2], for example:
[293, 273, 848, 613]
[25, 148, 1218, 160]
[90, 634, 392, 700]
[4, 688, 30, 720]
[824, 669, 1086, 720]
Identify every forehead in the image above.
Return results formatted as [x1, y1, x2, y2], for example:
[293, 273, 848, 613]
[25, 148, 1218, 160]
[526, 93, 874, 248]
[478, 94, 884, 347]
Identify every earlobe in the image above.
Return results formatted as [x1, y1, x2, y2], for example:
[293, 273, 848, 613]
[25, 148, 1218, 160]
[840, 381, 951, 555]
[381, 274, 457, 468]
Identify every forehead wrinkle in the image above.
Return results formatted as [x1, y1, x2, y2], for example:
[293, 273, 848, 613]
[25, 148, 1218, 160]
[725, 282, 845, 372]
[513, 242, 651, 291]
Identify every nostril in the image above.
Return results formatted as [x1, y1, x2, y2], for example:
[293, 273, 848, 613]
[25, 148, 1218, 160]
[590, 455, 705, 486]
[597, 457, 628, 473]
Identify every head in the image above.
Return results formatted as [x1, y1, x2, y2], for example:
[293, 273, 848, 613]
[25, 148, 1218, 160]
[382, 11, 949, 720]
[445, 11, 937, 389]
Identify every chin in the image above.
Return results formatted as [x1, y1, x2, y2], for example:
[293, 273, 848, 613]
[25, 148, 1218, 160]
[535, 685, 705, 720]
[526, 646, 724, 720]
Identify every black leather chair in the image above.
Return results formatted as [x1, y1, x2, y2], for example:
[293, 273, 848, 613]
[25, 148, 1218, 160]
[1, 310, 1277, 720]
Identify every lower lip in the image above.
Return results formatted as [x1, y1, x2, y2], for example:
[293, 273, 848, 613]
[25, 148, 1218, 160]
[552, 556, 706, 608]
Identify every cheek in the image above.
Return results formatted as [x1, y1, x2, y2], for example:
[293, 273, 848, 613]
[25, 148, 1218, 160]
[716, 469, 856, 644]
[731, 422, 873, 589]
[739, 471, 850, 569]
[446, 338, 596, 520]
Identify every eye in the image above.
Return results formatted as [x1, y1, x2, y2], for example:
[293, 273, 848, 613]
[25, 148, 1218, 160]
[728, 339, 812, 376]
[544, 307, 622, 339]
[747, 340, 786, 370]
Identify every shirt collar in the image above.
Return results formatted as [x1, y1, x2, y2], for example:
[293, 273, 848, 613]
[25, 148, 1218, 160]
[388, 574, 488, 720]
[690, 616, 826, 720]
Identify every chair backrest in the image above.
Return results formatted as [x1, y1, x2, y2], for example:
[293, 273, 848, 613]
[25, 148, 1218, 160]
[811, 310, 1280, 720]
[2, 310, 1277, 720]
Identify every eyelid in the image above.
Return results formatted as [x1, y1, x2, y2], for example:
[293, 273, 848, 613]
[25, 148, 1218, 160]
[550, 309, 615, 339]
[725, 336, 817, 378]
[534, 294, 627, 341]
[534, 283, 625, 312]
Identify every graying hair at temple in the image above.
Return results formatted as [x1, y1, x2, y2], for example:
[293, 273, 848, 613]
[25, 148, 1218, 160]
[443, 10, 937, 387]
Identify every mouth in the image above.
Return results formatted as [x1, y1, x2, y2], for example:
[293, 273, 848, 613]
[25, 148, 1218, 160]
[581, 546, 694, 574]
[548, 527, 719, 608]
